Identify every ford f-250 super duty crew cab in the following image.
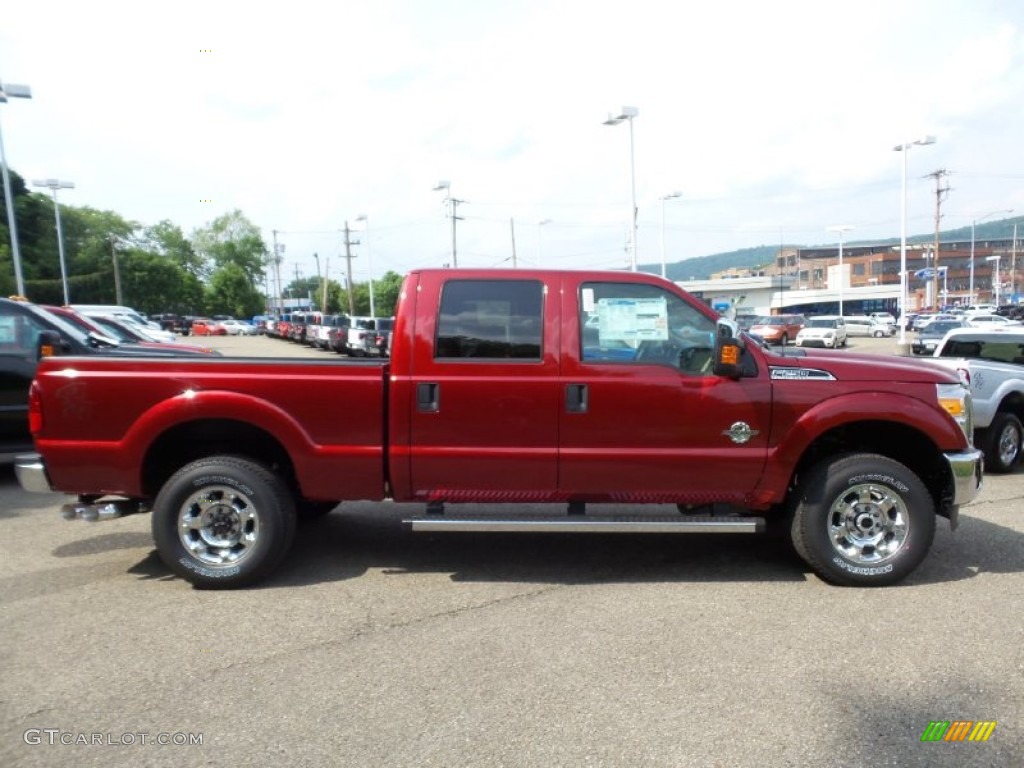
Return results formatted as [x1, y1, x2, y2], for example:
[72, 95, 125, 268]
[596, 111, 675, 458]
[16, 269, 983, 588]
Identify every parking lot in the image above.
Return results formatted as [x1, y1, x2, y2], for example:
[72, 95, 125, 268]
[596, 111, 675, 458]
[1, 332, 1020, 767]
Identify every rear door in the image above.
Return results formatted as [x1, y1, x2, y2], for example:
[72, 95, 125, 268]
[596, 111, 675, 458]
[404, 273, 560, 499]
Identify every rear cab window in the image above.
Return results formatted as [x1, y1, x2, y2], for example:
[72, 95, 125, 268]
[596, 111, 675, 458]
[435, 280, 543, 360]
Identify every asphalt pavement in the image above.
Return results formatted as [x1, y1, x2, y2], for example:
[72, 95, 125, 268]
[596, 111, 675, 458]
[1, 331, 1020, 768]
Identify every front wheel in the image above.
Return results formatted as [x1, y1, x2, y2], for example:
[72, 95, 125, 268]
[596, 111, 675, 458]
[789, 454, 935, 586]
[152, 456, 296, 588]
[983, 412, 1023, 473]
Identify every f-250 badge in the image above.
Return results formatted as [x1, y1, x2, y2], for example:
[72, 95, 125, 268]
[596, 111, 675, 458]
[723, 422, 759, 444]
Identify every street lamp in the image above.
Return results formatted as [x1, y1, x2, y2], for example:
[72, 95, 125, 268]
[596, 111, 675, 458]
[537, 218, 552, 262]
[0, 80, 32, 296]
[433, 180, 461, 268]
[603, 106, 639, 271]
[32, 178, 75, 304]
[355, 214, 375, 317]
[986, 255, 1002, 306]
[660, 192, 682, 279]
[969, 208, 1013, 305]
[827, 225, 854, 317]
[894, 135, 937, 347]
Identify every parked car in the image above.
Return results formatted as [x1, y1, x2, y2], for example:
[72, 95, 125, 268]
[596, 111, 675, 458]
[933, 327, 1024, 472]
[965, 313, 1020, 328]
[869, 312, 897, 328]
[191, 318, 227, 336]
[1, 298, 220, 463]
[747, 314, 805, 345]
[844, 316, 894, 338]
[314, 314, 349, 350]
[795, 315, 848, 348]
[43, 307, 221, 356]
[219, 319, 258, 336]
[374, 318, 396, 356]
[911, 319, 966, 355]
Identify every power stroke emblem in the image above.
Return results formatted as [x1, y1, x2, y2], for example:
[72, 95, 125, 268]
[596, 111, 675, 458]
[722, 422, 759, 444]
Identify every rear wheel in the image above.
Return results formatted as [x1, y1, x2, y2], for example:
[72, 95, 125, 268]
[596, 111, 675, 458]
[983, 412, 1023, 473]
[152, 456, 296, 588]
[790, 454, 935, 586]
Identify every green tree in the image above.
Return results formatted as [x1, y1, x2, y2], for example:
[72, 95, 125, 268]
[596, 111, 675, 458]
[207, 263, 265, 318]
[143, 220, 203, 277]
[192, 210, 267, 286]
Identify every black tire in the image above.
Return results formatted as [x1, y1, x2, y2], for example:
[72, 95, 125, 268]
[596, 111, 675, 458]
[790, 453, 935, 586]
[152, 456, 296, 588]
[780, 333, 789, 345]
[982, 412, 1023, 473]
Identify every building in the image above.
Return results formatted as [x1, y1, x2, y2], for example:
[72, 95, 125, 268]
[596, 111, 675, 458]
[679, 236, 1021, 318]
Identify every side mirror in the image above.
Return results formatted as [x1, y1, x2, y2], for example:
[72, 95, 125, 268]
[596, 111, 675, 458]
[35, 330, 65, 361]
[712, 318, 744, 378]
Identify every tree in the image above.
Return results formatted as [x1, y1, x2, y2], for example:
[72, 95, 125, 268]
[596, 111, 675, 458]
[143, 220, 203, 277]
[207, 263, 265, 318]
[192, 210, 267, 286]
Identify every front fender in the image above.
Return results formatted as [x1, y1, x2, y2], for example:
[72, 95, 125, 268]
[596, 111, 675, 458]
[754, 390, 968, 503]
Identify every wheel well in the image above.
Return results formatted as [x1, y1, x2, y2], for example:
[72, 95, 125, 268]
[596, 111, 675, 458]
[996, 391, 1024, 424]
[141, 419, 297, 499]
[792, 420, 951, 510]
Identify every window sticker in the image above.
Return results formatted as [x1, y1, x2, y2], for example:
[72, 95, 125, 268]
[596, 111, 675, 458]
[597, 297, 668, 344]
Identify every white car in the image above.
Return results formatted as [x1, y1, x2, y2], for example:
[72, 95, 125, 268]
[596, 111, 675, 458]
[219, 319, 258, 335]
[965, 314, 1020, 328]
[795, 315, 848, 348]
[844, 316, 894, 338]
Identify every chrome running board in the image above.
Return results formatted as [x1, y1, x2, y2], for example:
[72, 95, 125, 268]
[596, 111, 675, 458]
[406, 515, 763, 534]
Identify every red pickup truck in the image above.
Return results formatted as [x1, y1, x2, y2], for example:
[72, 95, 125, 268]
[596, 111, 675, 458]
[16, 269, 983, 588]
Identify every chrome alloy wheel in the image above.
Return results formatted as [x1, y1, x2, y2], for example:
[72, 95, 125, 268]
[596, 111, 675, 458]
[828, 482, 909, 564]
[177, 485, 260, 566]
[996, 422, 1021, 468]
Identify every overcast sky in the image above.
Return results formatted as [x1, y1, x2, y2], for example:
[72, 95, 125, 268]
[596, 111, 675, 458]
[3, 0, 1023, 286]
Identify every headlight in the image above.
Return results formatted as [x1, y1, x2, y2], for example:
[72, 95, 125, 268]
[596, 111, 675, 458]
[937, 382, 973, 442]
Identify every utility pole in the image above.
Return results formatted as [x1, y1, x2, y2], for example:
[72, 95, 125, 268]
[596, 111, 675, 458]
[1013, 222, 1019, 299]
[926, 169, 952, 309]
[272, 230, 285, 315]
[342, 221, 359, 317]
[109, 236, 123, 305]
[448, 197, 464, 267]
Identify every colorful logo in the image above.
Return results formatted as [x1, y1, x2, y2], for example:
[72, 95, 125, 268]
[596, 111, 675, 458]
[920, 720, 996, 742]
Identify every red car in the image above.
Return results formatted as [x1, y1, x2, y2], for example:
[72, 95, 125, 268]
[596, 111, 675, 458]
[190, 318, 227, 336]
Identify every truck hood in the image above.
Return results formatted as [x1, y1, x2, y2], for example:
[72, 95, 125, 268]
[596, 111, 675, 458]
[763, 347, 960, 385]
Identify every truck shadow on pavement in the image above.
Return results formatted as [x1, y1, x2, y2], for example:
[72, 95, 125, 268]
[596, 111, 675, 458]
[261, 503, 1024, 589]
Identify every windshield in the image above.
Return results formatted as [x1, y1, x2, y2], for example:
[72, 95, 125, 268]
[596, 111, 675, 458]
[753, 317, 782, 325]
[807, 318, 837, 328]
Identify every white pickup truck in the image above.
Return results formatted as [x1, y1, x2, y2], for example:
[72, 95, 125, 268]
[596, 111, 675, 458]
[933, 326, 1024, 472]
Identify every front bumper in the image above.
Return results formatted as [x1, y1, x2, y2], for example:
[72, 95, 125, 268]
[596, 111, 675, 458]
[15, 453, 54, 494]
[945, 448, 984, 507]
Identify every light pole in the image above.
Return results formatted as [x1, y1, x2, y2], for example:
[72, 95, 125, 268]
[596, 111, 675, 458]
[986, 255, 1002, 306]
[537, 218, 551, 262]
[894, 136, 936, 347]
[603, 106, 639, 271]
[433, 180, 461, 268]
[0, 80, 32, 296]
[660, 192, 682, 279]
[969, 208, 1013, 305]
[355, 214, 375, 317]
[827, 225, 854, 317]
[32, 178, 75, 304]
